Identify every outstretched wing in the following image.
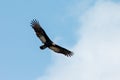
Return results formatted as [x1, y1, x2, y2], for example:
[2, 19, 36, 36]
[31, 19, 51, 43]
[31, 19, 73, 57]
[49, 44, 73, 57]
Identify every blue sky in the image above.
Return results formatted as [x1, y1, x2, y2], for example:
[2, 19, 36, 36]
[0, 0, 120, 80]
[0, 0, 78, 80]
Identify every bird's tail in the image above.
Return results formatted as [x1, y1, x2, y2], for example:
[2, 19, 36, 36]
[40, 45, 47, 49]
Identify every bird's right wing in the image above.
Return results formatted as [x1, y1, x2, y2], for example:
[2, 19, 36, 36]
[31, 19, 50, 43]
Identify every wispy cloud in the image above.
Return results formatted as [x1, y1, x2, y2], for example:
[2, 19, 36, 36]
[37, 1, 120, 80]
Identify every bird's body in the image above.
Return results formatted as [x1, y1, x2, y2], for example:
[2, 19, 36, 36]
[31, 19, 73, 57]
[40, 41, 53, 49]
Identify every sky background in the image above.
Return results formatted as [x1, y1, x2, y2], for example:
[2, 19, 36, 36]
[0, 0, 120, 80]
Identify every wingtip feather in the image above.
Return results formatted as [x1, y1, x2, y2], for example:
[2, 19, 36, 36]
[31, 19, 39, 28]
[66, 52, 74, 57]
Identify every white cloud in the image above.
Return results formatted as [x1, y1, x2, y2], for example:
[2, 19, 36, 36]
[37, 1, 120, 80]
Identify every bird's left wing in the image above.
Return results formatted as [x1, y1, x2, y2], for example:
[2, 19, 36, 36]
[49, 43, 73, 57]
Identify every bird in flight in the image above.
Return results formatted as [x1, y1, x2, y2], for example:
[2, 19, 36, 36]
[31, 19, 73, 57]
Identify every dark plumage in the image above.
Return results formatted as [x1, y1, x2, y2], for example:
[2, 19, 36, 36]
[31, 19, 73, 57]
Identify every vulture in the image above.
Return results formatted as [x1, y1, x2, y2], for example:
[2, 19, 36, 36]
[31, 19, 73, 57]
